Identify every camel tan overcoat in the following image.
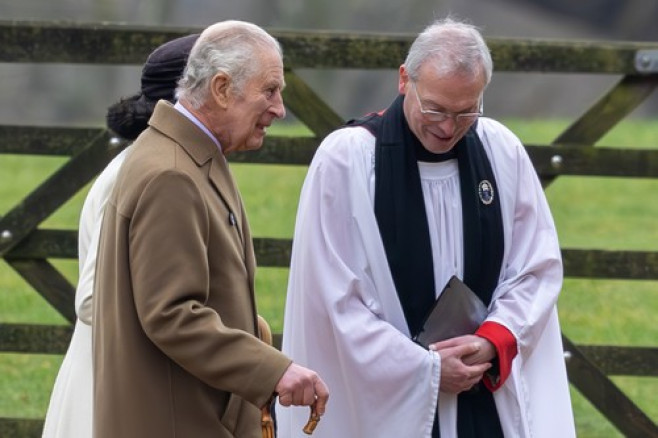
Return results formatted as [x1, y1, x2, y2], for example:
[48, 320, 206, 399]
[93, 101, 291, 438]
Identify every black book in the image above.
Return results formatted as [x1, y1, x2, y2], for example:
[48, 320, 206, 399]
[413, 275, 488, 348]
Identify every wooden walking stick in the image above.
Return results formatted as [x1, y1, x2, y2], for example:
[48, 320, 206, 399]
[302, 405, 321, 435]
[257, 315, 276, 438]
[261, 394, 276, 438]
[257, 315, 320, 436]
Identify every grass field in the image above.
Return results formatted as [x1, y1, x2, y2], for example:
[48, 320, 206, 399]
[1, 119, 657, 436]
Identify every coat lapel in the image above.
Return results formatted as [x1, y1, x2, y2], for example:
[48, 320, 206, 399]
[148, 101, 244, 239]
[208, 158, 244, 243]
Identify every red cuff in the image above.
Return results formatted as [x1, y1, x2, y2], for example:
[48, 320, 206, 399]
[475, 321, 517, 392]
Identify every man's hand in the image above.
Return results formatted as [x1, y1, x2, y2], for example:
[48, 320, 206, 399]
[429, 339, 492, 393]
[275, 363, 329, 416]
[432, 334, 496, 366]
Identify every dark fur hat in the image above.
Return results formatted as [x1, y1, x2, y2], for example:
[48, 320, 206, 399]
[106, 34, 199, 140]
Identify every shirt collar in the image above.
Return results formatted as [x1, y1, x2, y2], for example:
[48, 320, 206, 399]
[174, 101, 223, 153]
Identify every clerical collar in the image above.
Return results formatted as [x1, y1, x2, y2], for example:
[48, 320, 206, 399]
[414, 141, 457, 162]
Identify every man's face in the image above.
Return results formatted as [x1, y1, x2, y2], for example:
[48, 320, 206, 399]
[218, 49, 286, 154]
[399, 62, 485, 154]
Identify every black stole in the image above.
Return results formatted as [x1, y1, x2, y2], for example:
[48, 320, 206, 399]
[346, 95, 505, 438]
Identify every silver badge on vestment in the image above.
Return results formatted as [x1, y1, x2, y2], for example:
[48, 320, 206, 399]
[478, 180, 494, 205]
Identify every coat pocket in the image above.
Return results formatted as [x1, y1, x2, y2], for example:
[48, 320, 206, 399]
[220, 393, 242, 434]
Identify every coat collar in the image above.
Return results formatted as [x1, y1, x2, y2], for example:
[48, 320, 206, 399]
[148, 101, 243, 228]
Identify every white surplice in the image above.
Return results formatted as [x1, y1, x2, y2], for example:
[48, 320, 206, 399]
[42, 148, 129, 438]
[276, 118, 575, 438]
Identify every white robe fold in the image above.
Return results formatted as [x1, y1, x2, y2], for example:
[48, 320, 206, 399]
[42, 148, 128, 438]
[276, 118, 575, 438]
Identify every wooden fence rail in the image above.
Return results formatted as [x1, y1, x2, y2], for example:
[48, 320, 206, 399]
[1, 20, 657, 437]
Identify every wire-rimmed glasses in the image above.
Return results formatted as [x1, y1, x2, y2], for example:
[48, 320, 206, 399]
[411, 81, 483, 124]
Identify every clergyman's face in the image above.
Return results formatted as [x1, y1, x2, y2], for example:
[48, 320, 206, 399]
[399, 62, 485, 154]
[220, 49, 286, 154]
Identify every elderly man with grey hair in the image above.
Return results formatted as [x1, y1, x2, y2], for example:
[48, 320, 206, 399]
[93, 20, 328, 438]
[277, 17, 574, 438]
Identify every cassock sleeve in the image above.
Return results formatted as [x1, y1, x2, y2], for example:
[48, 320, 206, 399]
[279, 128, 440, 438]
[479, 120, 564, 367]
[476, 321, 517, 391]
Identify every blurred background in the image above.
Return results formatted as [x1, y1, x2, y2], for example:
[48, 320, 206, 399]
[2, 3, 658, 436]
[2, 0, 658, 127]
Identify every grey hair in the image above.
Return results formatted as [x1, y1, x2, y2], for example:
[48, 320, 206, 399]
[176, 20, 282, 109]
[404, 18, 492, 87]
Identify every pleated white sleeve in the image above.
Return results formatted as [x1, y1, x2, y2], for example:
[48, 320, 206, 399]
[276, 127, 440, 438]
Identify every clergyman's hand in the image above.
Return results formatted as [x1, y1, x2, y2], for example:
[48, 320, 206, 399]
[275, 363, 329, 416]
[431, 334, 496, 366]
[430, 341, 491, 393]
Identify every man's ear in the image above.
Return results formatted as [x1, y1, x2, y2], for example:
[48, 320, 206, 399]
[398, 65, 409, 95]
[210, 73, 231, 109]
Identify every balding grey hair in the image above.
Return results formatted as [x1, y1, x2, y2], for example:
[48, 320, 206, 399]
[404, 18, 492, 87]
[176, 20, 282, 109]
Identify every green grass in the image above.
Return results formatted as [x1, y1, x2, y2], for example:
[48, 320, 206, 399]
[1, 119, 657, 436]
